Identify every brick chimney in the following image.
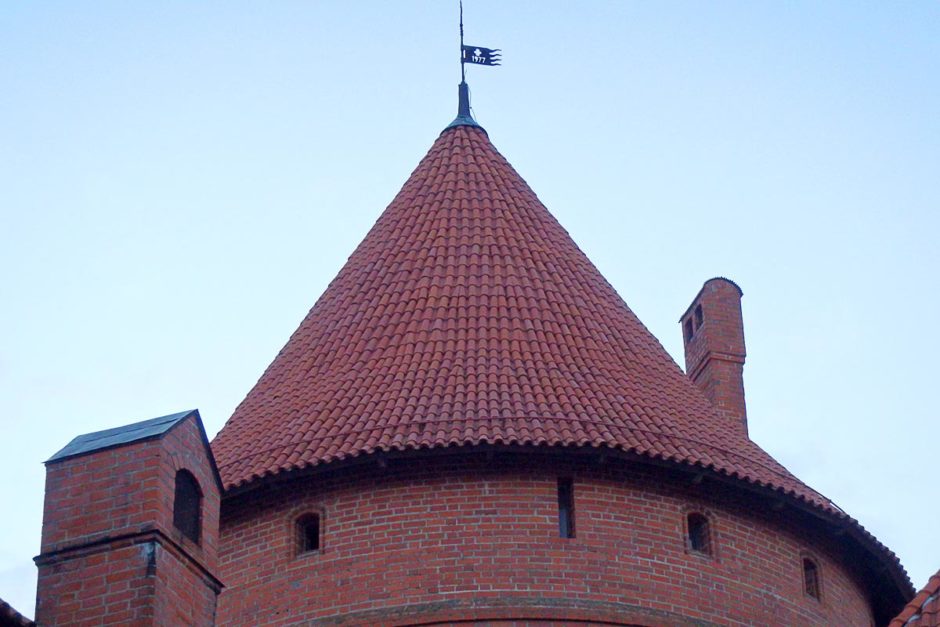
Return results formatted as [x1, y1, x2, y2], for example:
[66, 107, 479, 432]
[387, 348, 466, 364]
[35, 410, 222, 626]
[680, 278, 748, 435]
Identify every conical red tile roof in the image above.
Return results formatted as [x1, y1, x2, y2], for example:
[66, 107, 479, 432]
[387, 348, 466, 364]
[212, 124, 819, 507]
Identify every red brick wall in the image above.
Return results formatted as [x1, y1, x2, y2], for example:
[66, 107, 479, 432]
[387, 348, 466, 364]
[36, 416, 220, 626]
[682, 278, 748, 434]
[217, 452, 874, 626]
[152, 541, 219, 626]
[158, 417, 221, 574]
[34, 542, 156, 625]
[39, 439, 165, 555]
[34, 538, 219, 626]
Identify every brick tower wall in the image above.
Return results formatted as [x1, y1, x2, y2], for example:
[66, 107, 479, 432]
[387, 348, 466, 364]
[35, 416, 221, 626]
[216, 452, 874, 626]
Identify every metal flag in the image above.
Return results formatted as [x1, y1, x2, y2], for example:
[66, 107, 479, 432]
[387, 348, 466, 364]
[461, 45, 501, 66]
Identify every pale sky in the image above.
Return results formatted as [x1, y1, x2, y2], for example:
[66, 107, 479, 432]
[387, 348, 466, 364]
[2, 2, 938, 618]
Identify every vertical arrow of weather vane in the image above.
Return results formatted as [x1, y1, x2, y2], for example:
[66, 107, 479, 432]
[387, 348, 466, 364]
[459, 0, 501, 82]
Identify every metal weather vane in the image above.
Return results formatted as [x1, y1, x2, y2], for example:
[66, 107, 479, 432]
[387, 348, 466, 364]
[459, 0, 501, 83]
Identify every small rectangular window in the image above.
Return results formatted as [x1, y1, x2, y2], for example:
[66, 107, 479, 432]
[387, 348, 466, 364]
[687, 513, 712, 555]
[694, 304, 704, 329]
[298, 514, 321, 553]
[803, 558, 821, 599]
[557, 478, 575, 539]
[683, 318, 694, 343]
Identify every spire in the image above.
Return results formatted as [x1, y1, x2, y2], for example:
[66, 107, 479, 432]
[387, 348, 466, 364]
[445, 1, 498, 133]
[444, 81, 483, 132]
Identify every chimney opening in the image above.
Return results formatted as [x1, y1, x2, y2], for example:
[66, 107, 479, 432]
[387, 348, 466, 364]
[557, 478, 575, 539]
[694, 304, 704, 329]
[683, 318, 694, 343]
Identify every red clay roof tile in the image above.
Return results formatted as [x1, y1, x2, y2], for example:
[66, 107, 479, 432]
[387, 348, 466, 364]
[0, 597, 33, 627]
[212, 126, 833, 505]
[892, 570, 940, 627]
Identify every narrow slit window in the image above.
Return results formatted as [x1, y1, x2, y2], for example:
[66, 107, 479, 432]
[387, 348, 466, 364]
[298, 514, 321, 553]
[694, 304, 704, 329]
[684, 318, 694, 342]
[173, 470, 202, 544]
[557, 478, 575, 539]
[687, 512, 711, 555]
[803, 558, 821, 599]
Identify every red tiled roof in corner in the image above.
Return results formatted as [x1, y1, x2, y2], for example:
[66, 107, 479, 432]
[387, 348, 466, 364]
[0, 597, 34, 627]
[209, 124, 908, 596]
[891, 570, 940, 627]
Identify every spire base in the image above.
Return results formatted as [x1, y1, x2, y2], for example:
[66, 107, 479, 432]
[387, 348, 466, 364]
[444, 81, 485, 133]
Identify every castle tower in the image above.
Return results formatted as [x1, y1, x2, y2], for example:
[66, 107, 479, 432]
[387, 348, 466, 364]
[205, 91, 912, 624]
[35, 410, 222, 626]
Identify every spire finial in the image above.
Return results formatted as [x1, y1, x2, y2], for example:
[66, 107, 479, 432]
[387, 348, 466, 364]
[457, 81, 471, 118]
[444, 1, 501, 133]
[445, 80, 481, 132]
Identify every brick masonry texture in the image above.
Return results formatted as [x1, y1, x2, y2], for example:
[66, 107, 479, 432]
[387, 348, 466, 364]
[216, 453, 876, 626]
[35, 416, 221, 625]
[681, 278, 748, 435]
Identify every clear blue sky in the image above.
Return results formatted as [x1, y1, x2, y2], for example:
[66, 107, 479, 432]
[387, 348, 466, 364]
[2, 1, 937, 617]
